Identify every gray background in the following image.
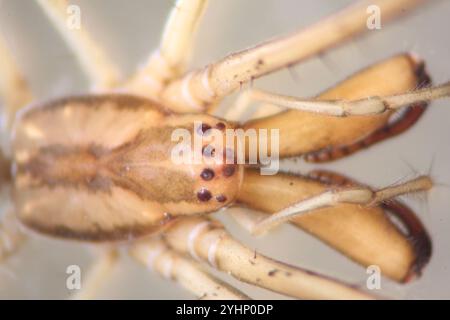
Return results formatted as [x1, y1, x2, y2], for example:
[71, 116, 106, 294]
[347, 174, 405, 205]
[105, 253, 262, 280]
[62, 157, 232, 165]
[0, 0, 449, 299]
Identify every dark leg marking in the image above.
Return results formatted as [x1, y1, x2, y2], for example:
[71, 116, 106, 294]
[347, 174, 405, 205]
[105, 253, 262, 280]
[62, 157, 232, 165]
[304, 62, 431, 163]
[307, 169, 432, 282]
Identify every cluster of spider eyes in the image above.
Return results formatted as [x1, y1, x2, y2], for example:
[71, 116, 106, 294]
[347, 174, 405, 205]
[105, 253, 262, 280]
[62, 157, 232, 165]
[196, 122, 236, 203]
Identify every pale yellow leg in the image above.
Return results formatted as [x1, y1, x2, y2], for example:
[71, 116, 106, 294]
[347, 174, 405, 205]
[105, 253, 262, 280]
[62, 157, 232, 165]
[223, 79, 450, 123]
[123, 0, 209, 100]
[245, 82, 450, 117]
[70, 248, 118, 300]
[222, 89, 284, 122]
[0, 34, 32, 133]
[227, 207, 269, 234]
[160, 0, 427, 113]
[164, 216, 375, 300]
[130, 238, 249, 300]
[0, 210, 27, 262]
[253, 176, 433, 235]
[0, 36, 26, 260]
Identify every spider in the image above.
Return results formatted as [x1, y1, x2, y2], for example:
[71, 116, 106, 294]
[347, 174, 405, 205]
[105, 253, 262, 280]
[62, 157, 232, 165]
[0, 0, 449, 299]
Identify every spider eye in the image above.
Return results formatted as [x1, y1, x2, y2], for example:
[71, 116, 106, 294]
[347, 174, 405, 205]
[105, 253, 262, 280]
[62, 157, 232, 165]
[223, 165, 236, 177]
[200, 168, 215, 181]
[197, 123, 212, 135]
[197, 188, 212, 202]
[202, 145, 215, 158]
[215, 194, 227, 203]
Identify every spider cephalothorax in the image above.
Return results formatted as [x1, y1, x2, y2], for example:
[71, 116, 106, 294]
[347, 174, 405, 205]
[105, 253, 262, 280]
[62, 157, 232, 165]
[13, 94, 243, 240]
[0, 0, 449, 299]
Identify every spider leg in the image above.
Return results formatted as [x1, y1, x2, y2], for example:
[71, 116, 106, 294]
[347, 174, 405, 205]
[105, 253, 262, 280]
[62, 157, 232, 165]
[304, 103, 428, 162]
[0, 210, 27, 262]
[122, 0, 208, 99]
[70, 248, 118, 300]
[159, 0, 427, 112]
[221, 52, 428, 123]
[0, 37, 27, 262]
[221, 89, 284, 122]
[227, 207, 269, 234]
[242, 69, 443, 162]
[0, 34, 32, 133]
[246, 80, 450, 117]
[243, 54, 427, 159]
[230, 171, 432, 278]
[307, 169, 432, 282]
[36, 0, 120, 90]
[238, 168, 431, 283]
[163, 216, 375, 299]
[130, 237, 250, 300]
[252, 176, 432, 235]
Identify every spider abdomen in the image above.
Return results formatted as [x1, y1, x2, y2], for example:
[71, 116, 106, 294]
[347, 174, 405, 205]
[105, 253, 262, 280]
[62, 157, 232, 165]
[11, 94, 242, 241]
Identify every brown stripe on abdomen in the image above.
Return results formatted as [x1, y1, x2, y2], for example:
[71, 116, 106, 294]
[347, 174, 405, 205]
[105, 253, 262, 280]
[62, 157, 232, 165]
[18, 144, 112, 193]
[17, 140, 197, 203]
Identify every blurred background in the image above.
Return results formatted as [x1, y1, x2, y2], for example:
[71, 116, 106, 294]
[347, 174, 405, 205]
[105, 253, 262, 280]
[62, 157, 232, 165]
[0, 0, 449, 299]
